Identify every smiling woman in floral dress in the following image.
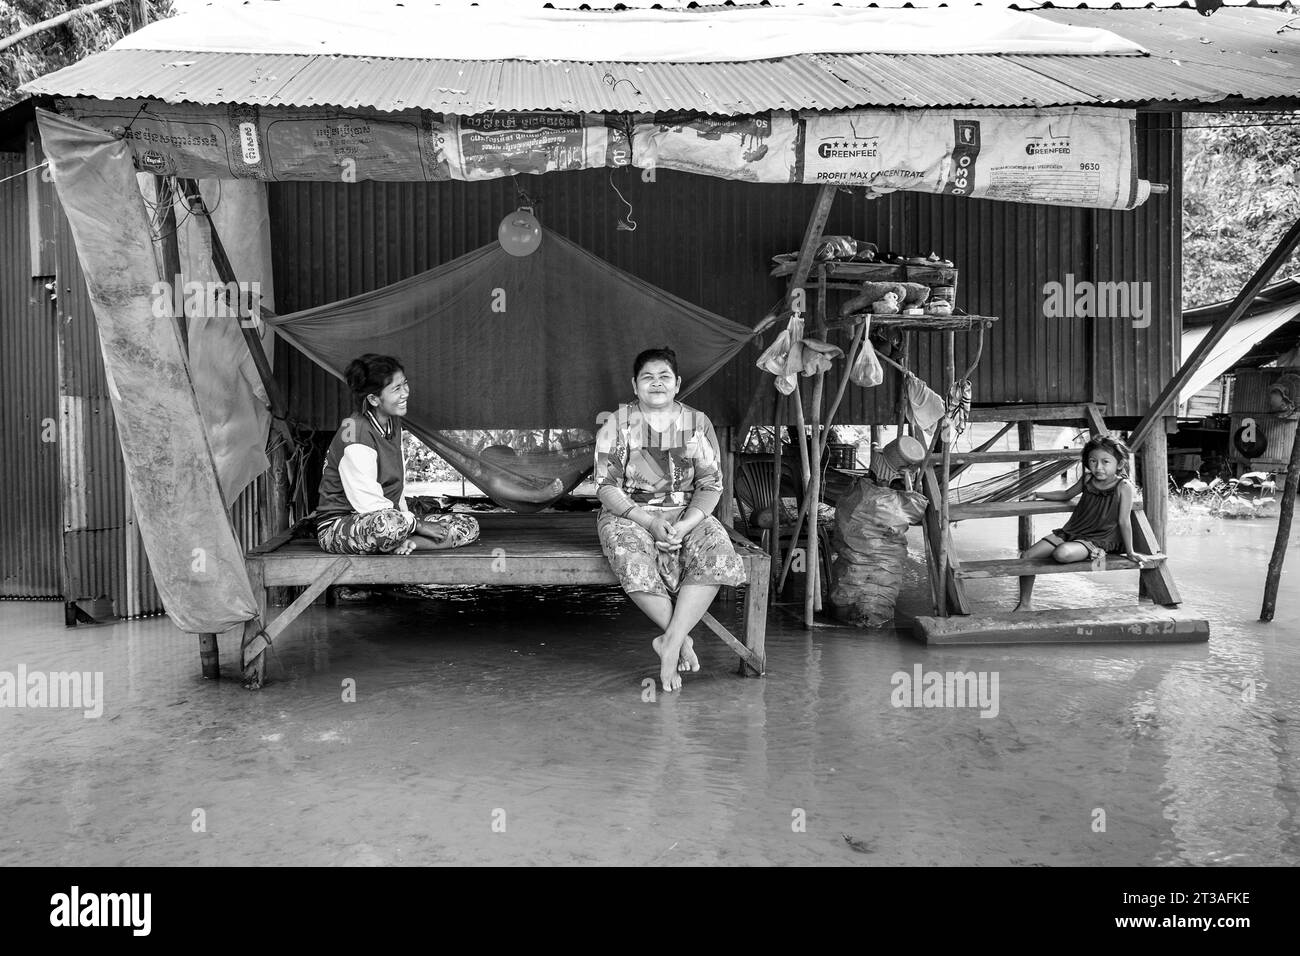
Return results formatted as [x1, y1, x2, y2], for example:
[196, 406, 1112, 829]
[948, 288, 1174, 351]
[594, 347, 746, 693]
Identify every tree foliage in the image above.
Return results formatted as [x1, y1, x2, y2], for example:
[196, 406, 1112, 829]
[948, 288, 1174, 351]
[0, 0, 174, 109]
[1183, 112, 1300, 309]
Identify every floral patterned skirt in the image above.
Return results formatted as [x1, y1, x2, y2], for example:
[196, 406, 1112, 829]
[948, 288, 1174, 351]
[597, 505, 746, 597]
[317, 509, 480, 555]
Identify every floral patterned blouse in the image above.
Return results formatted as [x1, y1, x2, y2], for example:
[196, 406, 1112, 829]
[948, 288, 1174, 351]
[594, 402, 724, 516]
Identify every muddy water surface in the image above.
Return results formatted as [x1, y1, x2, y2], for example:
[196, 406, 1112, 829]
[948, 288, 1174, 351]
[1, 513, 1296, 866]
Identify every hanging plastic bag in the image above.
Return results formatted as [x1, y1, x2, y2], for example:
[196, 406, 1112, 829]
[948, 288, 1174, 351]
[849, 320, 884, 387]
[756, 314, 806, 395]
[798, 337, 843, 376]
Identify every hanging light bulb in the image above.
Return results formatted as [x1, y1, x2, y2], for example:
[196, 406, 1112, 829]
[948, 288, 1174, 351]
[498, 205, 542, 257]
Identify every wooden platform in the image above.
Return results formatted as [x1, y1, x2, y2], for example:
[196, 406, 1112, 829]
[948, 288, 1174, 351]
[954, 554, 1165, 579]
[913, 605, 1210, 646]
[236, 512, 771, 686]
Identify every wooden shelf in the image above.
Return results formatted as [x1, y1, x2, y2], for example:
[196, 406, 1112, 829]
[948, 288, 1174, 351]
[831, 313, 999, 332]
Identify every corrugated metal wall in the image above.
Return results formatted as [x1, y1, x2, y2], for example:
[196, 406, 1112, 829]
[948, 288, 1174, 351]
[1092, 112, 1180, 420]
[0, 152, 62, 597]
[53, 206, 163, 618]
[269, 113, 1179, 433]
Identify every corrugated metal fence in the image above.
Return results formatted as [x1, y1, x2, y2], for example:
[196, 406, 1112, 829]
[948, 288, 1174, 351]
[0, 152, 62, 598]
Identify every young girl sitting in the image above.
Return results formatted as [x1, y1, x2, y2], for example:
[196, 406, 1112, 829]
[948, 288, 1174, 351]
[1014, 434, 1156, 612]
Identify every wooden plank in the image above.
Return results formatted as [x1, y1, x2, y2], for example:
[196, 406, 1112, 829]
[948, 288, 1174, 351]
[921, 464, 970, 614]
[950, 497, 1145, 521]
[1142, 423, 1169, 550]
[914, 605, 1209, 646]
[1083, 403, 1108, 438]
[1131, 510, 1180, 606]
[741, 553, 769, 677]
[969, 404, 1098, 424]
[948, 448, 1080, 464]
[700, 613, 764, 675]
[955, 554, 1165, 579]
[832, 314, 998, 332]
[264, 556, 351, 642]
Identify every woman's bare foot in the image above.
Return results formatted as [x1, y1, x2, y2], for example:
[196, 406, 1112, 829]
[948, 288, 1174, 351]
[652, 633, 686, 692]
[393, 537, 417, 555]
[678, 636, 700, 673]
[1012, 601, 1032, 613]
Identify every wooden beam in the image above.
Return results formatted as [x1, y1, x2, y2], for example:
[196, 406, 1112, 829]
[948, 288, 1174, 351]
[1085, 403, 1110, 437]
[154, 176, 185, 354]
[786, 185, 839, 306]
[969, 403, 1102, 424]
[1129, 212, 1300, 452]
[1131, 511, 1180, 606]
[914, 605, 1209, 646]
[241, 556, 352, 677]
[1260, 415, 1300, 622]
[700, 612, 764, 676]
[1141, 421, 1169, 551]
[1017, 423, 1035, 586]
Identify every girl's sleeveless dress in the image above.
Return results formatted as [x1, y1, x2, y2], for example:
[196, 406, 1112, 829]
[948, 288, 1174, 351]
[1052, 478, 1129, 555]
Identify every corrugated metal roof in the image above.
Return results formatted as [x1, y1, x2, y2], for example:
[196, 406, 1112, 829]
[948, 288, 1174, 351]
[21, 8, 1300, 111]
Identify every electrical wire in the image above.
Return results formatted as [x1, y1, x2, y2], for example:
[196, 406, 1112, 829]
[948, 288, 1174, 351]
[608, 169, 637, 231]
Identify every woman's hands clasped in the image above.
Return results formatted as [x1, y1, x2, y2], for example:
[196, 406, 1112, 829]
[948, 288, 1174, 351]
[647, 515, 683, 552]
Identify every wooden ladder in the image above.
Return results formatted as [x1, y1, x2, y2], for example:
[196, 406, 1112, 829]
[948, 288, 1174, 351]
[922, 412, 1182, 617]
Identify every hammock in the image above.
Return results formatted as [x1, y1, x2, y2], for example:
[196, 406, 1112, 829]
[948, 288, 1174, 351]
[947, 457, 1077, 507]
[267, 229, 756, 511]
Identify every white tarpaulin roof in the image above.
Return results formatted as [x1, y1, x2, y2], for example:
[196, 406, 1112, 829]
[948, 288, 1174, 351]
[115, 0, 1146, 62]
[1180, 304, 1300, 406]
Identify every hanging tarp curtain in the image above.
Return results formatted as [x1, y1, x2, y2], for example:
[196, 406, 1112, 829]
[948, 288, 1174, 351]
[36, 109, 258, 635]
[56, 99, 1150, 211]
[266, 226, 756, 511]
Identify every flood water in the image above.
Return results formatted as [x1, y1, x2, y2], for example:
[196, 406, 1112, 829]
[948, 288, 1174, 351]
[1, 509, 1297, 866]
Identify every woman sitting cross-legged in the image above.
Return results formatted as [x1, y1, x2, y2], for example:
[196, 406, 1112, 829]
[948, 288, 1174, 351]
[315, 353, 480, 555]
[595, 346, 746, 692]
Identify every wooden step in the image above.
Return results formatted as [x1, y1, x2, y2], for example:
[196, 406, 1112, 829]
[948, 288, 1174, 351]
[954, 554, 1165, 579]
[913, 605, 1209, 645]
[947, 448, 1081, 464]
[947, 497, 1143, 521]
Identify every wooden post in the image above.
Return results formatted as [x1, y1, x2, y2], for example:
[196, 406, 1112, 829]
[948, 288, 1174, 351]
[771, 394, 783, 580]
[154, 175, 184, 352]
[894, 332, 911, 439]
[805, 275, 829, 619]
[198, 633, 219, 679]
[717, 426, 735, 529]
[1017, 422, 1036, 552]
[1142, 419, 1170, 551]
[1260, 418, 1300, 622]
